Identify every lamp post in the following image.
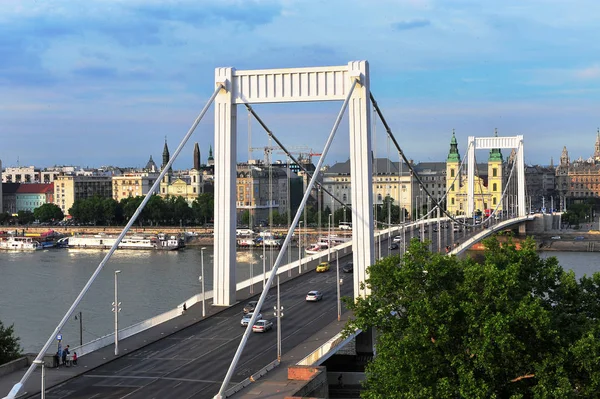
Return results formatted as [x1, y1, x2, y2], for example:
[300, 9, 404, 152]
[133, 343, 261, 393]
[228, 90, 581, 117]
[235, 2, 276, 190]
[328, 214, 332, 262]
[112, 270, 121, 356]
[273, 275, 283, 362]
[74, 311, 82, 347]
[32, 359, 45, 399]
[298, 221, 303, 273]
[200, 247, 206, 318]
[336, 252, 341, 321]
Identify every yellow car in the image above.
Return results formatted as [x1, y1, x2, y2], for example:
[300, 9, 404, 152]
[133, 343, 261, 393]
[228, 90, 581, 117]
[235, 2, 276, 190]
[316, 262, 330, 273]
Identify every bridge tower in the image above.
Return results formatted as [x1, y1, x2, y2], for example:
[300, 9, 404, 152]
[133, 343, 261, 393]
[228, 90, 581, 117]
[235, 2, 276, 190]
[467, 135, 525, 218]
[213, 62, 375, 305]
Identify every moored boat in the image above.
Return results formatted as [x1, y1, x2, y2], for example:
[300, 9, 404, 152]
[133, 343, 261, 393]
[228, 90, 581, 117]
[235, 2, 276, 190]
[0, 236, 42, 251]
[67, 233, 185, 250]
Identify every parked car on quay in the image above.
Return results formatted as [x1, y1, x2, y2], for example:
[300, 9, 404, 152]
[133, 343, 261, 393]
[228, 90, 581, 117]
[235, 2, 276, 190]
[342, 262, 353, 273]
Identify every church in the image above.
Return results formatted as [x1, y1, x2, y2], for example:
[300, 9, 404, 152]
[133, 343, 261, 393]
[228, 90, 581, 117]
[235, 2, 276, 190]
[157, 140, 208, 205]
[445, 130, 504, 216]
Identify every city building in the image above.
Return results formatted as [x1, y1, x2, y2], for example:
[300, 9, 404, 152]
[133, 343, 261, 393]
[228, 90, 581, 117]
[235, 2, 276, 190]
[15, 183, 54, 213]
[158, 141, 205, 205]
[53, 175, 112, 216]
[2, 165, 38, 183]
[2, 183, 19, 214]
[112, 173, 159, 203]
[236, 162, 298, 222]
[322, 158, 414, 219]
[445, 131, 504, 216]
[555, 130, 600, 210]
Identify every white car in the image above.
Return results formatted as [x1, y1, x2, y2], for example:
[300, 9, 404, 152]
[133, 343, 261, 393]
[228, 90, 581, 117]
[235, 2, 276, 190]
[241, 312, 262, 326]
[392, 235, 403, 243]
[306, 291, 323, 302]
[252, 319, 273, 333]
[551, 236, 561, 240]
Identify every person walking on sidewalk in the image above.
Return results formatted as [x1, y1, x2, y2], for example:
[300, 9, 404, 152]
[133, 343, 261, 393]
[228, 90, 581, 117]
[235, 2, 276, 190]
[62, 345, 70, 366]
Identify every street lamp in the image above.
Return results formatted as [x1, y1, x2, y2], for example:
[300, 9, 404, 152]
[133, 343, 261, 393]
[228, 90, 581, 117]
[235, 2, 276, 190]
[273, 275, 284, 362]
[112, 270, 122, 356]
[200, 247, 206, 318]
[328, 214, 332, 262]
[298, 221, 303, 273]
[336, 252, 341, 321]
[33, 359, 45, 399]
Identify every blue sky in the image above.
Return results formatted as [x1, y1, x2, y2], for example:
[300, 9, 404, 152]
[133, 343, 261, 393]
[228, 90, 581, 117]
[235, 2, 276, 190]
[1, 0, 599, 170]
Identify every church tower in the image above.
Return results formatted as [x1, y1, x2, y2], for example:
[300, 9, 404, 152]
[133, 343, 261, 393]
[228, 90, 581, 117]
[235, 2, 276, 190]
[190, 142, 203, 195]
[160, 138, 173, 195]
[487, 128, 503, 212]
[207, 145, 214, 167]
[559, 146, 570, 167]
[445, 130, 461, 215]
[593, 128, 600, 163]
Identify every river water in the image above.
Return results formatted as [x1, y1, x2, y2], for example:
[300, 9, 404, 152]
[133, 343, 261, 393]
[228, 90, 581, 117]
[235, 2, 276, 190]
[0, 245, 300, 353]
[0, 247, 597, 353]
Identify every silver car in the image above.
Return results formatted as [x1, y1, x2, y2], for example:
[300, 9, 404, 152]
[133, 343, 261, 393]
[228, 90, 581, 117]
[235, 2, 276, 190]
[252, 319, 273, 333]
[241, 312, 262, 326]
[306, 290, 323, 302]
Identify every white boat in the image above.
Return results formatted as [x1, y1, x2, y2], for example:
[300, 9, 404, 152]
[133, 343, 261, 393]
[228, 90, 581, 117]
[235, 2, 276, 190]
[305, 235, 350, 255]
[305, 242, 329, 255]
[67, 233, 185, 250]
[0, 236, 42, 251]
[237, 237, 256, 248]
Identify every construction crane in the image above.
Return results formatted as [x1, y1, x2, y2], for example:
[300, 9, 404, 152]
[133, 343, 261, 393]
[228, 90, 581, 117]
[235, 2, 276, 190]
[248, 145, 310, 166]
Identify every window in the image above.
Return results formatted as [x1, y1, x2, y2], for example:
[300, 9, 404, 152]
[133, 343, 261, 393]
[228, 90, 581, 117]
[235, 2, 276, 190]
[450, 169, 455, 178]
[493, 168, 497, 177]
[493, 183, 497, 191]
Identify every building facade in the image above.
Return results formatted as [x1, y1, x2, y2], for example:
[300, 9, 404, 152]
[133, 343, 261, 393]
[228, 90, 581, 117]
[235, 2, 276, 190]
[236, 163, 295, 222]
[112, 173, 159, 203]
[158, 141, 204, 205]
[15, 183, 54, 213]
[445, 132, 504, 216]
[53, 175, 112, 216]
[555, 131, 600, 210]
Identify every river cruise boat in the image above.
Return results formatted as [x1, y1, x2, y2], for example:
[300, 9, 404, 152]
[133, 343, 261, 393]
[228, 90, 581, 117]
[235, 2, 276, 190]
[67, 233, 185, 250]
[0, 236, 43, 250]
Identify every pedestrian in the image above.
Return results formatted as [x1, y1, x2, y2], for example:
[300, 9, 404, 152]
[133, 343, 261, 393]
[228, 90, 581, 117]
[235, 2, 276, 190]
[62, 345, 70, 366]
[338, 373, 344, 388]
[53, 352, 60, 368]
[183, 303, 187, 312]
[72, 352, 78, 366]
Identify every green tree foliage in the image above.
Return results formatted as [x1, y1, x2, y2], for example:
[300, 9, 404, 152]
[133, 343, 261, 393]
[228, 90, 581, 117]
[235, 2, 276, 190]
[192, 193, 214, 225]
[33, 203, 64, 222]
[16, 211, 35, 225]
[344, 237, 600, 398]
[0, 320, 23, 365]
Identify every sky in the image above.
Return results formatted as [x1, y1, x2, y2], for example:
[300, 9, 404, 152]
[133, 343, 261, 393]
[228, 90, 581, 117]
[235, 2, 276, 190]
[1, 0, 600, 170]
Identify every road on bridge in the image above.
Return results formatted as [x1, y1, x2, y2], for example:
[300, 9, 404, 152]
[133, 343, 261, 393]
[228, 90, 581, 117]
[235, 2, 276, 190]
[29, 260, 355, 399]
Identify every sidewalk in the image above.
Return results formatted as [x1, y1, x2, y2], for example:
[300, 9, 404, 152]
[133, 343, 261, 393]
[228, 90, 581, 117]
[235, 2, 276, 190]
[0, 296, 227, 399]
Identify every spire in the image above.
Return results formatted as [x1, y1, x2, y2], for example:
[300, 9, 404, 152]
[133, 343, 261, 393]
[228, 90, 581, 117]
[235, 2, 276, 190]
[193, 142, 201, 170]
[560, 146, 569, 166]
[489, 128, 503, 162]
[447, 129, 460, 162]
[594, 128, 600, 162]
[162, 137, 173, 174]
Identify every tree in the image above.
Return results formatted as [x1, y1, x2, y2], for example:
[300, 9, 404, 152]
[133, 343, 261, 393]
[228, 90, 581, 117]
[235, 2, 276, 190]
[344, 236, 600, 398]
[33, 203, 64, 222]
[0, 320, 23, 365]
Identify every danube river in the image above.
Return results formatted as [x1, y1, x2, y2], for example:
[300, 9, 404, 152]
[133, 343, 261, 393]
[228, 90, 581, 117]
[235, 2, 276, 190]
[0, 245, 300, 353]
[0, 247, 598, 353]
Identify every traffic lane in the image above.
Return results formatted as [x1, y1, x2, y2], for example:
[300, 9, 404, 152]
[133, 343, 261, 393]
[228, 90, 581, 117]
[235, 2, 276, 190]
[32, 268, 352, 399]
